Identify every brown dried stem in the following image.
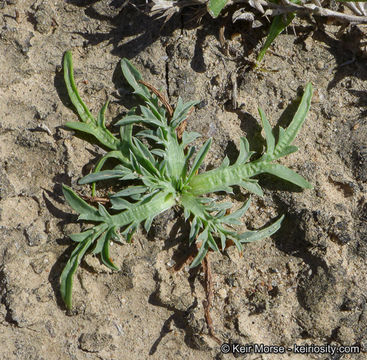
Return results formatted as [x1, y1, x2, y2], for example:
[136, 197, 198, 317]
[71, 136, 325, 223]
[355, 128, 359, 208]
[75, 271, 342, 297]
[80, 194, 110, 205]
[150, 0, 367, 25]
[202, 253, 221, 344]
[263, 1, 367, 24]
[138, 79, 173, 117]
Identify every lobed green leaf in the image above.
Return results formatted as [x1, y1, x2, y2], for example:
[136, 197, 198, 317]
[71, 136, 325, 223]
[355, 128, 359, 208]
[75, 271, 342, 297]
[115, 115, 143, 126]
[220, 156, 230, 169]
[264, 163, 313, 189]
[258, 107, 275, 157]
[181, 131, 201, 148]
[273, 83, 313, 158]
[64, 52, 119, 150]
[110, 197, 132, 210]
[69, 228, 95, 243]
[189, 217, 202, 245]
[220, 197, 252, 225]
[207, 0, 228, 18]
[120, 58, 151, 100]
[112, 186, 148, 198]
[239, 180, 264, 197]
[190, 229, 209, 268]
[186, 138, 212, 183]
[79, 169, 130, 184]
[60, 232, 100, 309]
[170, 98, 198, 128]
[239, 215, 284, 243]
[63, 51, 95, 125]
[62, 185, 103, 221]
[207, 231, 220, 252]
[257, 14, 295, 65]
[97, 100, 109, 129]
[235, 137, 255, 165]
[140, 105, 163, 127]
[101, 228, 119, 270]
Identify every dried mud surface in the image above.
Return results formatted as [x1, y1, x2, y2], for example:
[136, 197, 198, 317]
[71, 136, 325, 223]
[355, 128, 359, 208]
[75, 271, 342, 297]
[0, 1, 366, 359]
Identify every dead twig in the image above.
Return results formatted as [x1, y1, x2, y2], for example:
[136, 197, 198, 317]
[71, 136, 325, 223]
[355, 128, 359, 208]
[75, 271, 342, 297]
[138, 79, 196, 141]
[80, 194, 110, 205]
[176, 106, 194, 141]
[262, 1, 367, 24]
[149, 0, 367, 25]
[230, 71, 238, 109]
[138, 80, 173, 117]
[202, 253, 221, 344]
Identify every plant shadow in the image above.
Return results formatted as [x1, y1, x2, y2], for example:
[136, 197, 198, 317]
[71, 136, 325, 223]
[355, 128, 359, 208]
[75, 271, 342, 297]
[66, 0, 265, 70]
[311, 26, 367, 90]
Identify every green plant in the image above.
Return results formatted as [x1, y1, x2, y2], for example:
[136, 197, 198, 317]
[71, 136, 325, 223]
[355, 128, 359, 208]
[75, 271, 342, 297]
[60, 51, 313, 309]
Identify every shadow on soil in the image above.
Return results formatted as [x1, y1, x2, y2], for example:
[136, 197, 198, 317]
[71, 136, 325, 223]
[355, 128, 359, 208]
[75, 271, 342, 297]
[65, 1, 265, 69]
[148, 273, 200, 354]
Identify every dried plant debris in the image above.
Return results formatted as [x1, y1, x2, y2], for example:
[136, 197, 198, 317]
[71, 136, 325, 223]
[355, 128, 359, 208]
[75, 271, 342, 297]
[150, 0, 367, 22]
[148, 0, 367, 64]
[60, 51, 313, 309]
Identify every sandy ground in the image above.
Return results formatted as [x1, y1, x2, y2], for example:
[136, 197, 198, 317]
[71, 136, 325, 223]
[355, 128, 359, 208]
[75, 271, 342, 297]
[0, 0, 366, 359]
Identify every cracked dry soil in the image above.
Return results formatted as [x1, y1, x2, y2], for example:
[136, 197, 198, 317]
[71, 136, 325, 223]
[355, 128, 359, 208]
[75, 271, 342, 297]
[0, 0, 366, 359]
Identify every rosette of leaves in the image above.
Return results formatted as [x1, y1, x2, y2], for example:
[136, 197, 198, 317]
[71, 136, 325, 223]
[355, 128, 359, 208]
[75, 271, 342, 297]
[60, 51, 313, 309]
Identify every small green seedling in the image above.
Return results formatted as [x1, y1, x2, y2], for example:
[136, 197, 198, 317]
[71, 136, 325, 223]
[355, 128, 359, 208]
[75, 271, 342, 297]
[60, 51, 313, 309]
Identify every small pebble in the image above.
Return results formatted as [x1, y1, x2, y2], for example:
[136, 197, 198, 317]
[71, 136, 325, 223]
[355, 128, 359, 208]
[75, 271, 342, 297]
[315, 61, 324, 70]
[218, 288, 227, 299]
[304, 37, 313, 51]
[166, 259, 175, 268]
